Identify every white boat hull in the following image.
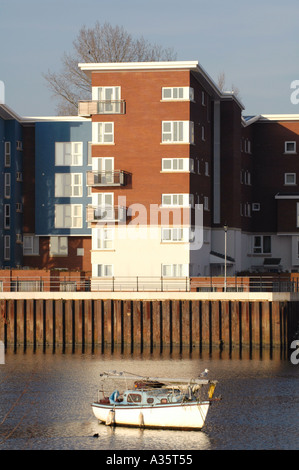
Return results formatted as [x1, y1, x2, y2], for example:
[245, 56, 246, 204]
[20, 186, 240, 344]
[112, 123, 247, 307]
[92, 401, 210, 430]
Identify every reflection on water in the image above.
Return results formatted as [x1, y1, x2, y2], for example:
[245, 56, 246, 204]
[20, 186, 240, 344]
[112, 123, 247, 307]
[0, 346, 299, 450]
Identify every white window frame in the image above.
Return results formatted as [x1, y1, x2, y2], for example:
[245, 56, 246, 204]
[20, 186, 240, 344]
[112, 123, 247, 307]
[93, 227, 114, 250]
[161, 87, 194, 101]
[23, 235, 39, 255]
[54, 204, 82, 228]
[97, 264, 113, 277]
[4, 235, 10, 261]
[4, 142, 11, 167]
[4, 204, 10, 229]
[161, 158, 194, 172]
[161, 121, 194, 144]
[4, 173, 11, 198]
[284, 141, 296, 154]
[161, 227, 189, 243]
[253, 235, 271, 254]
[161, 194, 193, 207]
[50, 236, 68, 256]
[284, 173, 296, 185]
[92, 122, 114, 144]
[55, 173, 83, 197]
[55, 142, 83, 166]
[162, 263, 189, 277]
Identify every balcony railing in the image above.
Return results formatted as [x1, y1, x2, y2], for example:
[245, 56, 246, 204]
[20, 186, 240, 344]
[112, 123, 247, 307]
[87, 170, 126, 187]
[86, 205, 127, 223]
[78, 100, 126, 116]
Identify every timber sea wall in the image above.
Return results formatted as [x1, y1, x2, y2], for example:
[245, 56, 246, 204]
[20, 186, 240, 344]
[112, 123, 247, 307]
[1, 292, 299, 353]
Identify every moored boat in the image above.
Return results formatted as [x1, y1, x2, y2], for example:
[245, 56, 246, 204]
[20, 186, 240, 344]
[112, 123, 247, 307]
[91, 371, 220, 430]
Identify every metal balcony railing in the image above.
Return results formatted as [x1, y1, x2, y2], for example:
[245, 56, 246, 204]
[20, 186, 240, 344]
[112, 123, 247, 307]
[86, 205, 127, 223]
[78, 100, 126, 116]
[86, 170, 126, 187]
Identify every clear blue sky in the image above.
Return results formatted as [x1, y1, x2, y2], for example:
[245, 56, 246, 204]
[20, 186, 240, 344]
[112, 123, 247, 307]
[1, 0, 299, 117]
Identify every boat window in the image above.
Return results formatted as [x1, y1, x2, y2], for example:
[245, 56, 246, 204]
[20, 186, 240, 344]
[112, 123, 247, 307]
[147, 398, 154, 404]
[127, 393, 141, 403]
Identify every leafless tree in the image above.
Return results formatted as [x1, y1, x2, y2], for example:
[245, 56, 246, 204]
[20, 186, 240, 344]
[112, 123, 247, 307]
[217, 71, 240, 97]
[43, 22, 177, 115]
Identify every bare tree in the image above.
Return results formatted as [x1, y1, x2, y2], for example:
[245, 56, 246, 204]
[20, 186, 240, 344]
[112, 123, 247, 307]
[217, 71, 240, 97]
[43, 22, 177, 115]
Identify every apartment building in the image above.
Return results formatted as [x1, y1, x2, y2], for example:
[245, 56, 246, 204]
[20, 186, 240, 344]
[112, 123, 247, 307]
[1, 60, 299, 282]
[77, 61, 244, 285]
[0, 104, 92, 272]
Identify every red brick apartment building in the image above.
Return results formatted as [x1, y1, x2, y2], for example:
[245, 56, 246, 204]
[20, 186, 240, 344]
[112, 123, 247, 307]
[77, 61, 299, 285]
[2, 60, 299, 289]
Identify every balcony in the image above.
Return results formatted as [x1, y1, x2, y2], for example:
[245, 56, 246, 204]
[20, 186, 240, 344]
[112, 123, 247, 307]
[87, 170, 127, 187]
[86, 205, 127, 223]
[78, 100, 126, 116]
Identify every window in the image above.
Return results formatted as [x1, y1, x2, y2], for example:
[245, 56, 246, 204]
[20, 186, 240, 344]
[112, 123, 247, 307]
[253, 235, 271, 254]
[205, 162, 209, 176]
[161, 87, 194, 101]
[16, 172, 22, 182]
[55, 173, 82, 197]
[204, 196, 209, 211]
[4, 142, 11, 167]
[97, 264, 113, 277]
[252, 203, 260, 211]
[50, 236, 68, 256]
[93, 227, 114, 250]
[162, 121, 194, 144]
[161, 194, 193, 207]
[202, 91, 206, 106]
[162, 264, 189, 277]
[127, 393, 142, 403]
[92, 86, 121, 113]
[4, 173, 11, 198]
[55, 204, 82, 228]
[23, 235, 39, 255]
[284, 173, 296, 185]
[201, 126, 205, 141]
[161, 158, 194, 172]
[161, 227, 189, 242]
[4, 235, 10, 260]
[55, 142, 83, 166]
[93, 122, 114, 144]
[16, 203, 23, 212]
[284, 141, 296, 154]
[4, 205, 10, 229]
[88, 142, 92, 165]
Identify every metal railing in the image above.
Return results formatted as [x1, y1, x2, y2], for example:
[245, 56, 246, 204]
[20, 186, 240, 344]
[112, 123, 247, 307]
[78, 100, 126, 116]
[86, 205, 127, 223]
[0, 275, 299, 293]
[86, 170, 126, 187]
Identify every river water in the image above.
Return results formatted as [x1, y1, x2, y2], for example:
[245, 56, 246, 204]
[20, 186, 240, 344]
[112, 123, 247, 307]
[0, 346, 298, 452]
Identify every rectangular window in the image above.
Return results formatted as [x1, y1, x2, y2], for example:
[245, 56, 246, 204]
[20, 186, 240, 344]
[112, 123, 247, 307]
[55, 142, 83, 166]
[162, 264, 189, 277]
[4, 204, 10, 229]
[204, 196, 209, 211]
[161, 158, 194, 172]
[4, 235, 10, 260]
[50, 236, 68, 256]
[285, 141, 296, 154]
[97, 264, 113, 277]
[92, 122, 114, 144]
[23, 235, 39, 255]
[284, 173, 296, 185]
[161, 227, 188, 243]
[93, 227, 114, 250]
[253, 235, 271, 254]
[4, 173, 11, 198]
[161, 194, 192, 207]
[4, 142, 11, 167]
[92, 86, 121, 113]
[55, 204, 82, 228]
[55, 173, 82, 197]
[162, 121, 194, 144]
[162, 87, 194, 101]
